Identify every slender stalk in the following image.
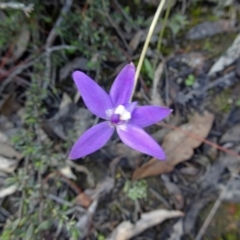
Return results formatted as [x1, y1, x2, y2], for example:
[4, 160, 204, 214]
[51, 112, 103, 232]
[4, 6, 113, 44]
[131, 0, 167, 99]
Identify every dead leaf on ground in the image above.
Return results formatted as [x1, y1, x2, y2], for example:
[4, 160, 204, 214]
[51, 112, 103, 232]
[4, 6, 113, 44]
[0, 143, 22, 160]
[222, 146, 240, 174]
[151, 61, 165, 106]
[42, 104, 93, 140]
[162, 174, 184, 210]
[0, 94, 21, 117]
[166, 220, 183, 240]
[0, 125, 22, 159]
[12, 26, 30, 62]
[75, 192, 93, 208]
[107, 143, 142, 170]
[67, 161, 95, 187]
[75, 177, 114, 208]
[220, 123, 240, 143]
[0, 155, 19, 173]
[129, 31, 144, 52]
[59, 57, 89, 81]
[181, 52, 206, 69]
[106, 209, 183, 240]
[0, 119, 22, 174]
[0, 132, 8, 143]
[0, 185, 18, 198]
[60, 166, 76, 180]
[75, 199, 98, 237]
[84, 177, 114, 201]
[133, 111, 214, 180]
[186, 20, 232, 40]
[59, 93, 72, 110]
[208, 33, 240, 75]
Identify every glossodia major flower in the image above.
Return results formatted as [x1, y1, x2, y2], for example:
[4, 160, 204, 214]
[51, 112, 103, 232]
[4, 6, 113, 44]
[69, 63, 172, 160]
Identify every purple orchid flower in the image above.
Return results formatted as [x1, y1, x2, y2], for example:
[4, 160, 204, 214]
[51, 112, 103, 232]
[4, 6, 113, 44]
[69, 63, 172, 160]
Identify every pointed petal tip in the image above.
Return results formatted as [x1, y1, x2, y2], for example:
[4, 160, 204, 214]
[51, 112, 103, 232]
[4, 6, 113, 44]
[72, 70, 81, 80]
[68, 151, 83, 160]
[71, 71, 113, 119]
[110, 63, 136, 106]
[129, 62, 135, 68]
[117, 124, 166, 160]
[155, 152, 166, 160]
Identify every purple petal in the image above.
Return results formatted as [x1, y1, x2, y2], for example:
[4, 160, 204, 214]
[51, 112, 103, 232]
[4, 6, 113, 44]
[110, 63, 135, 107]
[72, 71, 113, 119]
[69, 122, 114, 159]
[123, 101, 138, 114]
[117, 124, 166, 160]
[129, 106, 172, 128]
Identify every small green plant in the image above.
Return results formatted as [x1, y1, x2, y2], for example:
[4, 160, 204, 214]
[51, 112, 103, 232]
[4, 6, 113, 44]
[236, 99, 240, 107]
[123, 180, 148, 201]
[185, 74, 195, 87]
[143, 58, 154, 81]
[97, 233, 106, 240]
[168, 13, 189, 36]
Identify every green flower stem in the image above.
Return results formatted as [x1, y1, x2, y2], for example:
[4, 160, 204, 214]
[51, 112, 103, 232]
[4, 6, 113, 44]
[131, 0, 167, 100]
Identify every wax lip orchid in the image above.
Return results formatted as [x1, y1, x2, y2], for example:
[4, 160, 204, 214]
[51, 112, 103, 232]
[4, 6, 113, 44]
[69, 63, 172, 160]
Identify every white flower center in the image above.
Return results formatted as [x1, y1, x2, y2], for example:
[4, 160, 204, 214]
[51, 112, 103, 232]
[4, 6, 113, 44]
[114, 105, 131, 121]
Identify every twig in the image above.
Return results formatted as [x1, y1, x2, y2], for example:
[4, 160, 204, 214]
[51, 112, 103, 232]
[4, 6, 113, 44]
[100, 0, 129, 51]
[0, 55, 43, 95]
[48, 194, 74, 207]
[0, 3, 34, 17]
[44, 172, 83, 194]
[44, 0, 73, 87]
[132, 0, 167, 99]
[0, 44, 13, 70]
[159, 122, 240, 158]
[0, 45, 74, 94]
[18, 156, 30, 218]
[45, 0, 73, 49]
[195, 175, 235, 240]
[47, 45, 77, 53]
[112, 0, 139, 31]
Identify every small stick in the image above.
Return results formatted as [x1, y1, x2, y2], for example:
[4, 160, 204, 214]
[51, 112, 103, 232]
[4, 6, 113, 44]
[159, 122, 240, 158]
[195, 175, 236, 240]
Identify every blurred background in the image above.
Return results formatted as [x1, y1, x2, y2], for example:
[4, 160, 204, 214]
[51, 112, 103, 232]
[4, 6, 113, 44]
[0, 0, 240, 239]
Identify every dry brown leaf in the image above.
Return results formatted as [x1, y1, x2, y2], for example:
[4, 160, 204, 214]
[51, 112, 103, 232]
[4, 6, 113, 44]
[12, 27, 30, 61]
[59, 57, 89, 81]
[67, 161, 94, 187]
[151, 61, 165, 106]
[60, 166, 76, 180]
[0, 94, 21, 117]
[84, 177, 114, 200]
[59, 93, 72, 110]
[133, 111, 214, 180]
[0, 185, 18, 198]
[186, 20, 232, 40]
[220, 124, 240, 143]
[75, 192, 93, 208]
[208, 33, 240, 75]
[0, 131, 8, 143]
[106, 209, 183, 240]
[0, 143, 22, 160]
[0, 155, 19, 173]
[129, 31, 144, 52]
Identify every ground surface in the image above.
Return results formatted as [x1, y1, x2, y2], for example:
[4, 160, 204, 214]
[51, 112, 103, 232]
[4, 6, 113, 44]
[0, 0, 240, 239]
